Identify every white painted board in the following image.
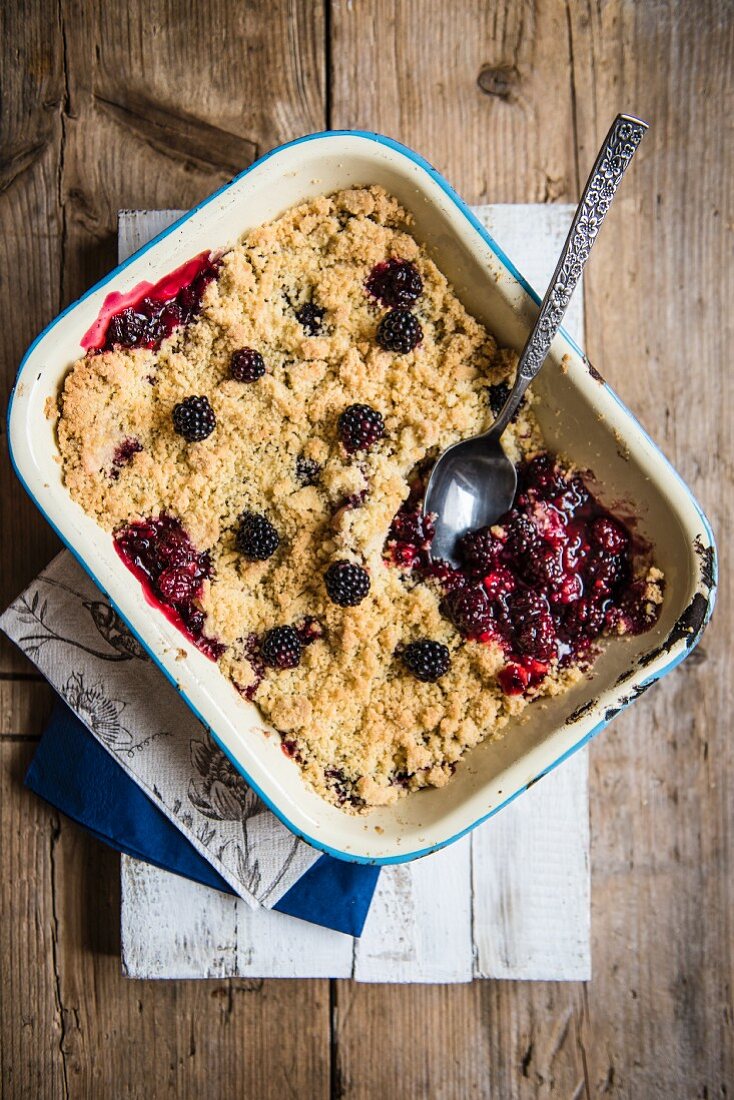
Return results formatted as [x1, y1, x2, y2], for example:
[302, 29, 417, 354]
[121, 204, 590, 983]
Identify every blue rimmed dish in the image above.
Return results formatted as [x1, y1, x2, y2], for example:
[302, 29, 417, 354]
[8, 131, 717, 863]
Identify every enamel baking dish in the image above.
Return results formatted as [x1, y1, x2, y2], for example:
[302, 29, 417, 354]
[9, 131, 717, 864]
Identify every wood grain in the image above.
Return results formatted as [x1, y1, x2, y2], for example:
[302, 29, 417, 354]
[0, 0, 66, 672]
[330, 1, 733, 1097]
[0, 741, 65, 1098]
[51, 812, 330, 1098]
[331, 0, 578, 204]
[1, 0, 732, 1097]
[0, 760, 331, 1099]
[565, 3, 733, 1094]
[0, 679, 54, 738]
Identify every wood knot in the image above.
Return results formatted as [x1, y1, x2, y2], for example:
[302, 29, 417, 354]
[477, 64, 520, 101]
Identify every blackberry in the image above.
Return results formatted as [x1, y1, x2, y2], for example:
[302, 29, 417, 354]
[386, 504, 434, 568]
[586, 549, 627, 595]
[554, 571, 584, 605]
[324, 560, 371, 606]
[235, 512, 280, 561]
[509, 591, 556, 661]
[153, 300, 185, 339]
[487, 381, 511, 417]
[172, 395, 216, 442]
[509, 589, 551, 623]
[515, 614, 556, 661]
[105, 308, 148, 349]
[524, 545, 565, 589]
[444, 584, 494, 639]
[260, 625, 302, 670]
[458, 525, 503, 576]
[295, 302, 325, 335]
[590, 516, 629, 555]
[338, 403, 385, 453]
[376, 308, 423, 354]
[366, 259, 423, 308]
[401, 640, 450, 683]
[295, 455, 321, 485]
[502, 513, 539, 560]
[520, 454, 568, 499]
[230, 347, 266, 382]
[562, 596, 606, 641]
[157, 566, 197, 603]
[483, 566, 516, 599]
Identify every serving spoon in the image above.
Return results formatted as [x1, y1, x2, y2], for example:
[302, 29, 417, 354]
[424, 113, 648, 566]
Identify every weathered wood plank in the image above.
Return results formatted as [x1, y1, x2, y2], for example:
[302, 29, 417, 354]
[0, 0, 65, 673]
[355, 839, 473, 984]
[1, 3, 332, 1098]
[2, 721, 332, 1099]
[472, 750, 590, 982]
[565, 2, 733, 1095]
[0, 741, 65, 1099]
[56, 0, 325, 305]
[331, 0, 578, 204]
[51, 808, 331, 1098]
[121, 858, 355, 981]
[330, 0, 732, 1096]
[0, 679, 55, 738]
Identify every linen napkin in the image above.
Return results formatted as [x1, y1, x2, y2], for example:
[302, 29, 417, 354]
[26, 698, 379, 935]
[1, 554, 379, 935]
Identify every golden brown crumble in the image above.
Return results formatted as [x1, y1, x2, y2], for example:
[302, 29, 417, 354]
[55, 186, 661, 812]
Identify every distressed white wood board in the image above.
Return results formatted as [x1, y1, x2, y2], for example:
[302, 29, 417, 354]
[120, 205, 590, 983]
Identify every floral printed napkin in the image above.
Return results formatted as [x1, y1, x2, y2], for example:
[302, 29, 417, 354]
[0, 554, 322, 908]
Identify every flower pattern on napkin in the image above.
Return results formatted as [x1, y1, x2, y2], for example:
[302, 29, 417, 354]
[62, 671, 133, 748]
[188, 736, 302, 899]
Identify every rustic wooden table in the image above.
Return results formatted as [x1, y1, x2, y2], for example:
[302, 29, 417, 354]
[1, 2, 731, 1096]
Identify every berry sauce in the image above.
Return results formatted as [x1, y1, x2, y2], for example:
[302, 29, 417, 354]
[82, 252, 220, 353]
[385, 453, 661, 696]
[114, 515, 224, 660]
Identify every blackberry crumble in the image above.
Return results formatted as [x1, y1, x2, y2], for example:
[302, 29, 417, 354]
[54, 185, 663, 813]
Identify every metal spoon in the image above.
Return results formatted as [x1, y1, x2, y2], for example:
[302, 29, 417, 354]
[424, 113, 648, 566]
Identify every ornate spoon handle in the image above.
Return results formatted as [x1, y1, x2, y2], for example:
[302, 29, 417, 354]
[491, 113, 648, 436]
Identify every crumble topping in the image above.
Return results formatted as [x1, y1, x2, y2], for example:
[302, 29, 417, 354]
[55, 186, 663, 812]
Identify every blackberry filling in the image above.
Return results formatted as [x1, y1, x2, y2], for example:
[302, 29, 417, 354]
[114, 515, 223, 660]
[97, 254, 220, 353]
[384, 452, 662, 695]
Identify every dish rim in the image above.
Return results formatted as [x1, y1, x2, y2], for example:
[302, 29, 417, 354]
[7, 129, 718, 864]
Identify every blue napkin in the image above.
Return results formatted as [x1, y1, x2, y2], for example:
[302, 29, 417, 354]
[26, 698, 380, 937]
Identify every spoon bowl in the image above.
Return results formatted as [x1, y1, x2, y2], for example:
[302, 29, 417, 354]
[424, 436, 517, 564]
[424, 113, 648, 566]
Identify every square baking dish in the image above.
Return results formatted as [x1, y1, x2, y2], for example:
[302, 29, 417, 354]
[8, 131, 717, 863]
